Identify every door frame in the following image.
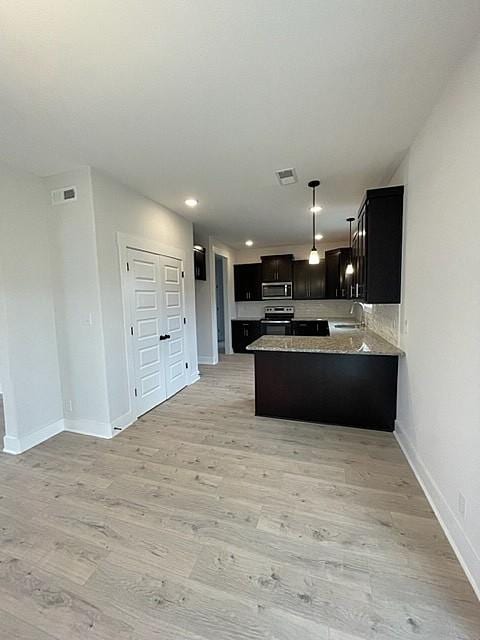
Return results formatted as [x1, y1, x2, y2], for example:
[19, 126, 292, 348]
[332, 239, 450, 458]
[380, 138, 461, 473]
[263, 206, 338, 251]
[211, 244, 233, 360]
[117, 233, 188, 422]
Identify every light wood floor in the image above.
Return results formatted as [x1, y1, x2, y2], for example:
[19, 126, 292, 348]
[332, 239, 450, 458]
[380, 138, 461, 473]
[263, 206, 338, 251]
[0, 355, 478, 639]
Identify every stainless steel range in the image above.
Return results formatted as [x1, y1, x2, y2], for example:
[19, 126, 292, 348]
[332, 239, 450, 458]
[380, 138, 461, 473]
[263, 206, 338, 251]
[260, 306, 294, 336]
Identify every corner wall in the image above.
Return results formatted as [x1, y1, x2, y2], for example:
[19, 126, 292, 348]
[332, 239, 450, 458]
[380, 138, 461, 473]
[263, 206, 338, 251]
[0, 161, 64, 453]
[44, 167, 111, 437]
[389, 37, 480, 594]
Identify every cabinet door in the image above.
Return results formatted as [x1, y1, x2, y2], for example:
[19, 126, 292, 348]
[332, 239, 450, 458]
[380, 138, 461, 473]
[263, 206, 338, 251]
[234, 265, 248, 301]
[231, 321, 246, 352]
[294, 260, 325, 299]
[231, 321, 260, 352]
[234, 264, 262, 301]
[364, 188, 403, 303]
[276, 255, 293, 282]
[194, 247, 206, 280]
[293, 261, 309, 299]
[261, 256, 278, 282]
[309, 259, 326, 299]
[261, 255, 293, 282]
[325, 250, 340, 298]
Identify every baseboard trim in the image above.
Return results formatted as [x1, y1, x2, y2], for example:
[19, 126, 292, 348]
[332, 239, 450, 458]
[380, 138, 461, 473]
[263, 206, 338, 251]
[64, 418, 113, 439]
[395, 421, 480, 600]
[3, 418, 64, 454]
[198, 356, 217, 365]
[188, 372, 200, 385]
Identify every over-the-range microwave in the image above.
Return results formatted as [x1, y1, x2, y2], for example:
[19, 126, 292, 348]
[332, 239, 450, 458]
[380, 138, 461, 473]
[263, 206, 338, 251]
[261, 282, 293, 300]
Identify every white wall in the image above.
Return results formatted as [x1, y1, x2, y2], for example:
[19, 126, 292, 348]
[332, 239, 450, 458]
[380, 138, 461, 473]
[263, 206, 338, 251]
[91, 169, 199, 425]
[390, 37, 480, 595]
[44, 168, 110, 436]
[0, 161, 64, 453]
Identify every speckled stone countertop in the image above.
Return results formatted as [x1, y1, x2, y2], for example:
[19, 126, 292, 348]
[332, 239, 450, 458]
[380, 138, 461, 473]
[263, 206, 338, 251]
[246, 329, 404, 357]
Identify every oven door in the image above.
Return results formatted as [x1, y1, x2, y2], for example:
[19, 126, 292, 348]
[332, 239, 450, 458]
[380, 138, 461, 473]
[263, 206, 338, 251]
[261, 320, 292, 336]
[262, 282, 293, 300]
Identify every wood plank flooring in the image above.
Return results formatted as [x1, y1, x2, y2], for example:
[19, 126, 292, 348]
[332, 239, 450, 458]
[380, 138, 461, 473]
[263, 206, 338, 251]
[0, 354, 478, 639]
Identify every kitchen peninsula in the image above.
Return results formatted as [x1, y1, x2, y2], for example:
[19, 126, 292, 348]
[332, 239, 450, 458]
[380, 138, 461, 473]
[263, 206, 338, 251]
[247, 329, 404, 431]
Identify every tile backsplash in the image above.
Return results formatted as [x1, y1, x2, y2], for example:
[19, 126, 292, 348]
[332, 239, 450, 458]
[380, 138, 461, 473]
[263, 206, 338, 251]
[236, 300, 353, 319]
[365, 304, 400, 345]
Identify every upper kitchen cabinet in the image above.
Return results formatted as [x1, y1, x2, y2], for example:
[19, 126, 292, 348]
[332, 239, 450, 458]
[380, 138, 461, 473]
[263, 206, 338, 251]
[261, 254, 293, 282]
[325, 248, 351, 299]
[352, 185, 404, 304]
[234, 263, 262, 301]
[193, 245, 206, 280]
[293, 259, 325, 299]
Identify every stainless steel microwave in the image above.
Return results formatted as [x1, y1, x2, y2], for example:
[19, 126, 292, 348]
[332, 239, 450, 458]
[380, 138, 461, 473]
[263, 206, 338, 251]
[261, 282, 293, 300]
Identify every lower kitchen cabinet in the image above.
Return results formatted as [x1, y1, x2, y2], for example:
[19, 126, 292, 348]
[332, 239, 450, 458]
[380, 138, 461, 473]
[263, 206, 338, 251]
[291, 320, 329, 336]
[231, 320, 262, 353]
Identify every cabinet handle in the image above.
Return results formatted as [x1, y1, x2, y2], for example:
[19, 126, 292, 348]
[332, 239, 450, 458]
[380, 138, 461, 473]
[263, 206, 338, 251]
[355, 283, 359, 298]
[335, 288, 338, 298]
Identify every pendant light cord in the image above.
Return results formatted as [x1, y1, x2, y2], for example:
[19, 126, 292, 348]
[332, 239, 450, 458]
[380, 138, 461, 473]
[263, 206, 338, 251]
[312, 186, 316, 249]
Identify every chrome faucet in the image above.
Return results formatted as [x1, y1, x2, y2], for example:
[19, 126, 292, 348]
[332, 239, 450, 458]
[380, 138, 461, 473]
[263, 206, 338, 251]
[350, 301, 367, 328]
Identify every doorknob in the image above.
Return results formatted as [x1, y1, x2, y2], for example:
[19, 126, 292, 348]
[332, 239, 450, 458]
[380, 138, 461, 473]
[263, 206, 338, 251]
[159, 334, 171, 341]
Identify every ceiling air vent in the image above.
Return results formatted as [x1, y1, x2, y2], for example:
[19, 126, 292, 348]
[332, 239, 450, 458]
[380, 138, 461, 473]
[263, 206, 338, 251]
[51, 186, 77, 205]
[275, 168, 297, 186]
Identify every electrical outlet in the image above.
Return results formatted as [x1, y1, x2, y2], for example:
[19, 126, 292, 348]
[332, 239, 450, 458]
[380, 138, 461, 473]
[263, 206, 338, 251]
[64, 399, 73, 413]
[403, 318, 408, 334]
[458, 492, 466, 519]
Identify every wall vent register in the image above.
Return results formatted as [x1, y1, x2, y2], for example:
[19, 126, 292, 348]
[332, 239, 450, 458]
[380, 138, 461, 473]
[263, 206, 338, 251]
[275, 168, 297, 186]
[51, 186, 77, 205]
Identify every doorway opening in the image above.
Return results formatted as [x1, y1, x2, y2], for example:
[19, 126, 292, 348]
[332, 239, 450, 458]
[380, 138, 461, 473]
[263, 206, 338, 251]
[215, 254, 226, 354]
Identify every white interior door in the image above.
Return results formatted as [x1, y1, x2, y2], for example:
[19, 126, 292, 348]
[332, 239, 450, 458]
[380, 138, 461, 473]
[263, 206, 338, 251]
[128, 248, 167, 416]
[127, 248, 186, 417]
[159, 255, 187, 398]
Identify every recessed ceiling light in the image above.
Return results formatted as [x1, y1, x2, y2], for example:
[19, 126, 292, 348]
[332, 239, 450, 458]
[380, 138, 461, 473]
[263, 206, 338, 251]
[309, 205, 322, 213]
[245, 240, 253, 247]
[315, 233, 323, 241]
[185, 198, 198, 207]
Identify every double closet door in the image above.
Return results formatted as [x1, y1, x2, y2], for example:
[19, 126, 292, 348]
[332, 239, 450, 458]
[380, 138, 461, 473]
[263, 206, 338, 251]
[127, 247, 186, 417]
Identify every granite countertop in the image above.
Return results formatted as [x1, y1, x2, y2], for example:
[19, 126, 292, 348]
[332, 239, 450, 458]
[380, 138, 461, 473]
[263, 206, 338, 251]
[246, 329, 404, 357]
[233, 316, 357, 324]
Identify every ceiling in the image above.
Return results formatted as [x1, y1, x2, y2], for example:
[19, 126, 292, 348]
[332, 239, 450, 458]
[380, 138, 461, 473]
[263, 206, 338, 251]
[1, 1, 480, 247]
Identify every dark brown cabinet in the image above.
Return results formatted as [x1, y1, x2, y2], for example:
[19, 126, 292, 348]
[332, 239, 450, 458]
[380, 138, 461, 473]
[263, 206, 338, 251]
[234, 264, 262, 301]
[291, 320, 329, 336]
[352, 185, 404, 304]
[293, 259, 325, 299]
[261, 254, 293, 282]
[231, 320, 261, 353]
[325, 248, 352, 299]
[193, 245, 206, 280]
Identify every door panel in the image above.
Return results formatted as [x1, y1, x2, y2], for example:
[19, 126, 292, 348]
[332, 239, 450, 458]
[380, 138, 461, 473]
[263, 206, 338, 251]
[159, 255, 187, 398]
[128, 249, 167, 416]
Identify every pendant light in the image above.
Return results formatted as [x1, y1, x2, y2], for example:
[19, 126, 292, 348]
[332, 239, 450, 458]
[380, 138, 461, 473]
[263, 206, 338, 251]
[345, 217, 355, 275]
[308, 180, 321, 265]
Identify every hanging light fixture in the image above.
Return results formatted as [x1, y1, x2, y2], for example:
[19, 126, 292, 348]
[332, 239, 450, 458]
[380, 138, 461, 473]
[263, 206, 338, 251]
[308, 180, 322, 265]
[345, 217, 355, 275]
